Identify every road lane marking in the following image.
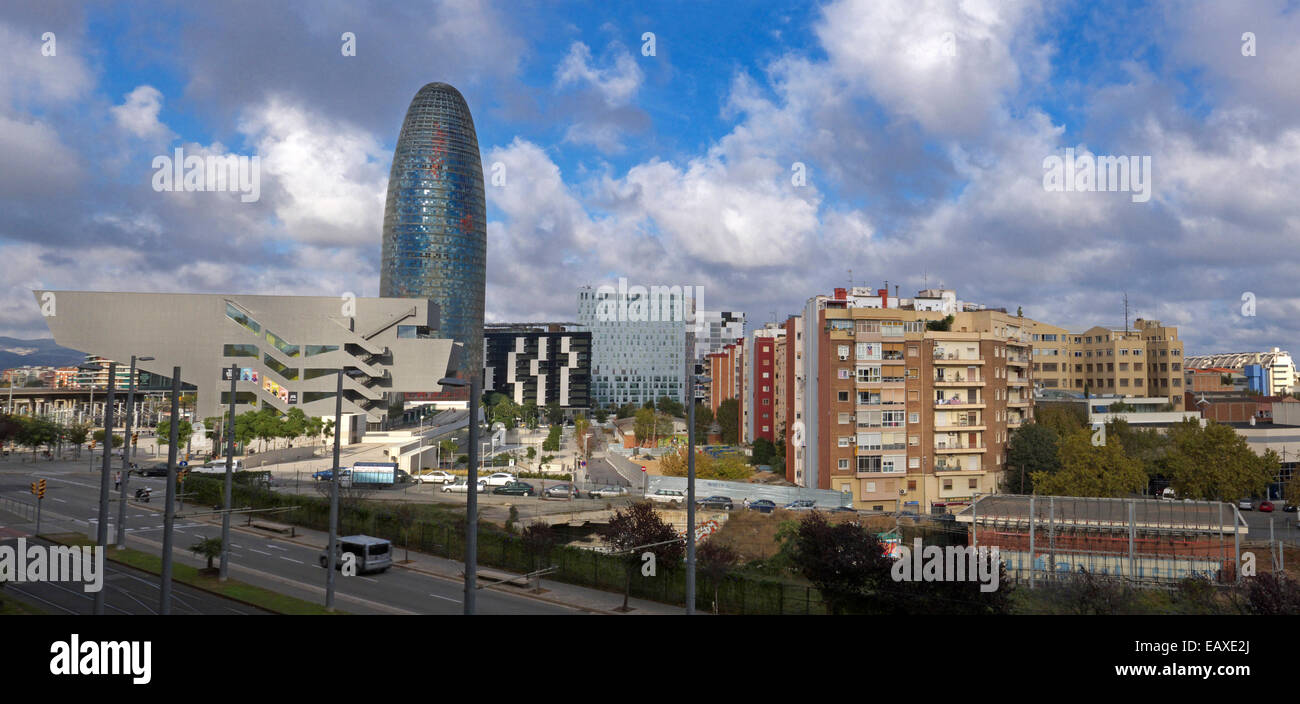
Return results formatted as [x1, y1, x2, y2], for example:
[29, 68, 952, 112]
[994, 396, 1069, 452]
[249, 549, 272, 556]
[278, 556, 304, 565]
[430, 594, 460, 603]
[267, 544, 288, 551]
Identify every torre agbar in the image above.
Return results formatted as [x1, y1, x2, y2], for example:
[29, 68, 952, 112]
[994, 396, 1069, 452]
[380, 82, 487, 403]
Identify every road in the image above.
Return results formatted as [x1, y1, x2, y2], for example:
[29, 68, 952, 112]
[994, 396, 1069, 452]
[0, 459, 583, 615]
[0, 534, 270, 616]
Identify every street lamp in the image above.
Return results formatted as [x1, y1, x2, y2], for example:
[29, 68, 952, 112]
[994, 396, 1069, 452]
[117, 355, 154, 549]
[438, 374, 479, 615]
[686, 372, 711, 616]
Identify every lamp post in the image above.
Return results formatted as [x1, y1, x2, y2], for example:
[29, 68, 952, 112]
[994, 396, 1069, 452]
[686, 372, 711, 615]
[92, 362, 116, 616]
[326, 369, 343, 610]
[117, 354, 153, 549]
[439, 373, 479, 615]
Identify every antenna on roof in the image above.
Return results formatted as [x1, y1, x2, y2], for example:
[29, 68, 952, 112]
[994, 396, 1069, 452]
[1124, 291, 1130, 334]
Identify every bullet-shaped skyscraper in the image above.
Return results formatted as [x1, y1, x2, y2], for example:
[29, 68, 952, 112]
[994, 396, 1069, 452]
[381, 83, 486, 399]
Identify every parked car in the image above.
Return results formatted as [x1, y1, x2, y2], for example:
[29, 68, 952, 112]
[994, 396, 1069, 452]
[544, 483, 578, 498]
[748, 499, 776, 514]
[588, 485, 629, 499]
[484, 472, 517, 487]
[830, 506, 857, 514]
[412, 470, 456, 485]
[783, 499, 817, 511]
[442, 479, 488, 493]
[1284, 504, 1298, 513]
[647, 489, 687, 506]
[494, 481, 536, 497]
[696, 495, 734, 510]
[1259, 500, 1275, 513]
[312, 468, 350, 481]
[1238, 499, 1254, 511]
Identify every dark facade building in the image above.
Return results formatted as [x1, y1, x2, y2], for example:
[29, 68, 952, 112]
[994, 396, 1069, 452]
[484, 328, 591, 411]
[380, 82, 486, 400]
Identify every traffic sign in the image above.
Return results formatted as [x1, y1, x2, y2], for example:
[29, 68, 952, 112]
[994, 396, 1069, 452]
[641, 466, 646, 472]
[178, 461, 188, 467]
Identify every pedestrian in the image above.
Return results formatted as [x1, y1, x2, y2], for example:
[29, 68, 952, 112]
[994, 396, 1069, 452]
[743, 497, 750, 510]
[114, 470, 121, 491]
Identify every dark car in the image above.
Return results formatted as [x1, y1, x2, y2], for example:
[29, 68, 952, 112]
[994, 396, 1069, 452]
[830, 506, 857, 514]
[748, 499, 776, 514]
[135, 463, 170, 477]
[697, 495, 734, 510]
[312, 468, 350, 481]
[1284, 504, 1298, 513]
[494, 481, 536, 497]
[783, 499, 816, 511]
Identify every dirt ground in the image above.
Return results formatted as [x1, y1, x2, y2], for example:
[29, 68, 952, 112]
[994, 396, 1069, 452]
[707, 509, 897, 562]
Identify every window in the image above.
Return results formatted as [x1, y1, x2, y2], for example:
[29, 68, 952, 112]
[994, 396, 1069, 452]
[882, 411, 905, 426]
[838, 391, 850, 402]
[838, 437, 851, 448]
[909, 457, 920, 469]
[909, 412, 919, 424]
[909, 435, 919, 446]
[968, 478, 978, 489]
[908, 480, 917, 490]
[225, 303, 261, 334]
[303, 345, 339, 357]
[839, 412, 851, 424]
[908, 346, 918, 357]
[858, 433, 881, 450]
[838, 368, 851, 380]
[838, 345, 850, 360]
[223, 343, 258, 358]
[881, 455, 905, 473]
[858, 456, 881, 473]
[303, 368, 336, 380]
[943, 479, 953, 490]
[265, 330, 300, 358]
[857, 365, 881, 383]
[838, 459, 850, 470]
[856, 342, 880, 360]
[865, 482, 876, 492]
[264, 354, 298, 381]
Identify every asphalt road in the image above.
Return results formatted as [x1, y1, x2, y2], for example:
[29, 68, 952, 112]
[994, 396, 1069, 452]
[0, 460, 582, 615]
[0, 535, 269, 615]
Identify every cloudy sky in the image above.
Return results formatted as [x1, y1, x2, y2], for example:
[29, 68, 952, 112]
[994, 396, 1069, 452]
[1, 0, 1298, 356]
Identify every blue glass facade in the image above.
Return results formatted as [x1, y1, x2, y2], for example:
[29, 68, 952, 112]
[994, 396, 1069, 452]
[380, 83, 486, 394]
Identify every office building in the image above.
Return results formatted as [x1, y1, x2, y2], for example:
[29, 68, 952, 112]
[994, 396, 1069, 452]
[483, 326, 591, 411]
[35, 290, 461, 427]
[577, 286, 688, 410]
[380, 82, 487, 399]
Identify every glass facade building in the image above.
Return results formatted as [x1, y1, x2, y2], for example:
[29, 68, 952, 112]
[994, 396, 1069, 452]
[380, 82, 486, 398]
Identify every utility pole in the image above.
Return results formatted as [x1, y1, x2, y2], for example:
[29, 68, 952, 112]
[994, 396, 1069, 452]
[159, 368, 181, 614]
[92, 362, 116, 616]
[326, 369, 342, 611]
[219, 364, 236, 580]
[117, 354, 152, 549]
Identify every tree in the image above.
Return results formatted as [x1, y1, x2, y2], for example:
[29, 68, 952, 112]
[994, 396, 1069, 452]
[659, 447, 753, 480]
[693, 405, 714, 442]
[92, 429, 123, 448]
[696, 541, 739, 613]
[616, 403, 638, 419]
[156, 419, 194, 447]
[0, 414, 22, 450]
[1033, 429, 1147, 498]
[1004, 421, 1060, 494]
[599, 502, 683, 612]
[521, 521, 557, 578]
[544, 401, 563, 425]
[439, 439, 458, 468]
[493, 398, 520, 427]
[1165, 419, 1277, 501]
[786, 512, 893, 615]
[750, 437, 776, 466]
[593, 407, 608, 424]
[190, 536, 224, 571]
[633, 408, 656, 446]
[521, 401, 539, 429]
[17, 417, 58, 460]
[1036, 405, 1086, 437]
[715, 398, 740, 445]
[574, 414, 591, 456]
[656, 395, 685, 419]
[64, 423, 90, 459]
[925, 314, 955, 332]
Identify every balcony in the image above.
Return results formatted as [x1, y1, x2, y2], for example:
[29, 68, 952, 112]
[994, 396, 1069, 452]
[933, 371, 983, 386]
[1007, 374, 1030, 386]
[933, 350, 984, 364]
[1007, 354, 1030, 366]
[934, 441, 986, 453]
[1007, 395, 1031, 406]
[934, 419, 985, 432]
[934, 394, 983, 408]
[935, 461, 982, 473]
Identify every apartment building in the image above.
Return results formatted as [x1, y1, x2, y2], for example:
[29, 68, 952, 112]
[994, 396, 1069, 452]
[483, 327, 591, 411]
[746, 326, 784, 446]
[1030, 318, 1185, 409]
[785, 290, 1036, 513]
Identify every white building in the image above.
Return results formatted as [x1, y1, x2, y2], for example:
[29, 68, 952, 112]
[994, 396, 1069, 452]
[1185, 348, 1296, 396]
[577, 286, 688, 410]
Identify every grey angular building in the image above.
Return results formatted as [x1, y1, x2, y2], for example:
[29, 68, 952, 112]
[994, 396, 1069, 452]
[34, 290, 461, 429]
[380, 82, 486, 402]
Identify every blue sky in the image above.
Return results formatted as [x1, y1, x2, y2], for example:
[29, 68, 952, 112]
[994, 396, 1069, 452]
[2, 0, 1300, 358]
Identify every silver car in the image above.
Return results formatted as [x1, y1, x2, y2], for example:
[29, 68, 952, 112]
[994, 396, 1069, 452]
[588, 485, 629, 499]
[442, 479, 488, 493]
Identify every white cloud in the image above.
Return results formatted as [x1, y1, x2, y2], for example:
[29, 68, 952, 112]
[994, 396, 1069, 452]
[555, 41, 643, 107]
[236, 97, 389, 245]
[111, 86, 173, 140]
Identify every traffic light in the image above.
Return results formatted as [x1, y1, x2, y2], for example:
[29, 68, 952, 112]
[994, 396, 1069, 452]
[177, 470, 189, 482]
[89, 440, 96, 450]
[132, 432, 139, 445]
[30, 479, 46, 499]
